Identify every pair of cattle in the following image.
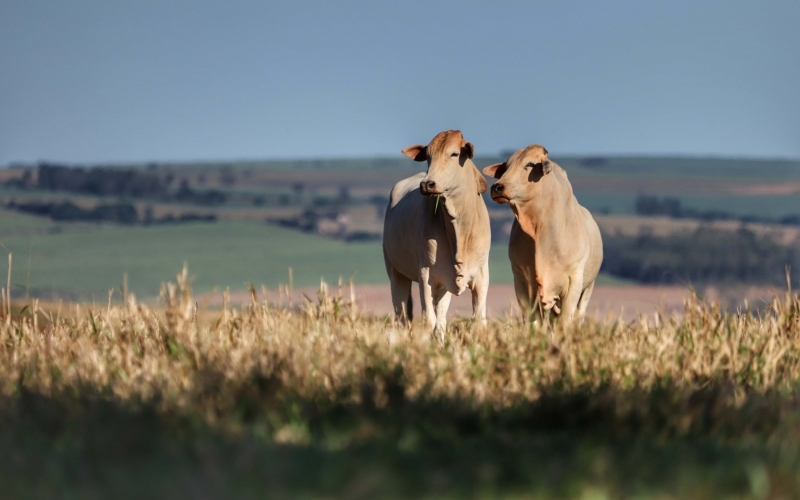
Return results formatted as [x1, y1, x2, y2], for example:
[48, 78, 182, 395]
[383, 130, 603, 337]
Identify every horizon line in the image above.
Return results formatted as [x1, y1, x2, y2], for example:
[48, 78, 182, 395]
[4, 152, 800, 168]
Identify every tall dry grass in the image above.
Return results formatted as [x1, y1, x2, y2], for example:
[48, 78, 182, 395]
[4, 269, 800, 497]
[1, 267, 799, 440]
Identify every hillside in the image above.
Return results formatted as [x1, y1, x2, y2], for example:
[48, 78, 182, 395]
[1, 156, 798, 298]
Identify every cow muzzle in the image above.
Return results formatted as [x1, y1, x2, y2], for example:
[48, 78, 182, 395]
[490, 183, 509, 203]
[420, 179, 443, 196]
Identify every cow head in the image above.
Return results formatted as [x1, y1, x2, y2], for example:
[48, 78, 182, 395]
[402, 130, 487, 197]
[482, 144, 552, 205]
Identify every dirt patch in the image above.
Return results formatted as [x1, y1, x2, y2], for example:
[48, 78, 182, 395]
[210, 283, 779, 323]
[729, 183, 800, 196]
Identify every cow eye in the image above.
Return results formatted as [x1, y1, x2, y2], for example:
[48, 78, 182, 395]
[526, 162, 535, 168]
[450, 152, 459, 157]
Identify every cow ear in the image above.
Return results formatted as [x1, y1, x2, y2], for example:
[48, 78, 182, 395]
[402, 144, 427, 162]
[474, 166, 488, 194]
[482, 162, 507, 179]
[542, 159, 553, 175]
[462, 141, 475, 160]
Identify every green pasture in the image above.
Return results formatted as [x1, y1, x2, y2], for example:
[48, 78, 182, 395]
[0, 209, 623, 298]
[4, 152, 797, 298]
[574, 192, 800, 218]
[672, 193, 800, 218]
[0, 209, 385, 298]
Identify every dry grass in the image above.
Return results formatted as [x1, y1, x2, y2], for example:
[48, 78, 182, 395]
[3, 268, 800, 497]
[4, 269, 800, 412]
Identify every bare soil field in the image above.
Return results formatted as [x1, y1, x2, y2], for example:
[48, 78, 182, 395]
[223, 283, 778, 322]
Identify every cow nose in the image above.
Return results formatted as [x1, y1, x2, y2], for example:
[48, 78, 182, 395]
[422, 180, 436, 192]
[491, 183, 504, 195]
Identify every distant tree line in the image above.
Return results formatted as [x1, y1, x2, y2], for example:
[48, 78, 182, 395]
[174, 179, 227, 205]
[37, 164, 166, 198]
[5, 200, 216, 225]
[601, 227, 799, 285]
[271, 209, 346, 234]
[7, 200, 138, 224]
[635, 195, 800, 226]
[8, 164, 228, 206]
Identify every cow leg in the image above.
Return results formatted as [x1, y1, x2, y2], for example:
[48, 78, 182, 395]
[471, 263, 489, 326]
[388, 267, 413, 323]
[514, 273, 539, 324]
[576, 280, 595, 320]
[532, 294, 545, 326]
[560, 274, 585, 322]
[432, 287, 451, 343]
[418, 268, 437, 332]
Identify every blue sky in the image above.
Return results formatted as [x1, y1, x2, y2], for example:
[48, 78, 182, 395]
[1, 1, 798, 164]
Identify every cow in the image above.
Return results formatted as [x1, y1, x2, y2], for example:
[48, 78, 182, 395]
[383, 130, 491, 340]
[482, 145, 603, 322]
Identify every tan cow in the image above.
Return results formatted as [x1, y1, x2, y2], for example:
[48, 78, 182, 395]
[383, 130, 491, 339]
[483, 145, 603, 321]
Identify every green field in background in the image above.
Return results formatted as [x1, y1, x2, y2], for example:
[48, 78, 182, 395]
[6, 153, 795, 298]
[574, 192, 800, 218]
[0, 209, 624, 298]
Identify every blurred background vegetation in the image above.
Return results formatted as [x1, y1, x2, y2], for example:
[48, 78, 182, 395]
[1, 155, 799, 298]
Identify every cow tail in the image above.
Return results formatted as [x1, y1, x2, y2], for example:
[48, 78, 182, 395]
[406, 293, 413, 322]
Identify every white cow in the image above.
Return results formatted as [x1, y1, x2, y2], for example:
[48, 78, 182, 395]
[484, 144, 603, 322]
[383, 130, 491, 339]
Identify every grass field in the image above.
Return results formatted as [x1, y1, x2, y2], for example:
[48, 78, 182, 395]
[2, 155, 798, 299]
[665, 194, 800, 218]
[0, 208, 624, 299]
[0, 209, 388, 296]
[576, 192, 800, 218]
[2, 155, 800, 497]
[2, 273, 800, 498]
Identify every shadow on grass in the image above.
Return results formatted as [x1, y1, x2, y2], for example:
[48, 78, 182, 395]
[2, 369, 800, 499]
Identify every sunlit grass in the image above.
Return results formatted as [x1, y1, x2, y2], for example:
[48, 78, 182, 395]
[1, 269, 800, 496]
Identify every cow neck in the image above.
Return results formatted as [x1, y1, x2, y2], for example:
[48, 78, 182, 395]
[512, 168, 579, 246]
[439, 184, 484, 275]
